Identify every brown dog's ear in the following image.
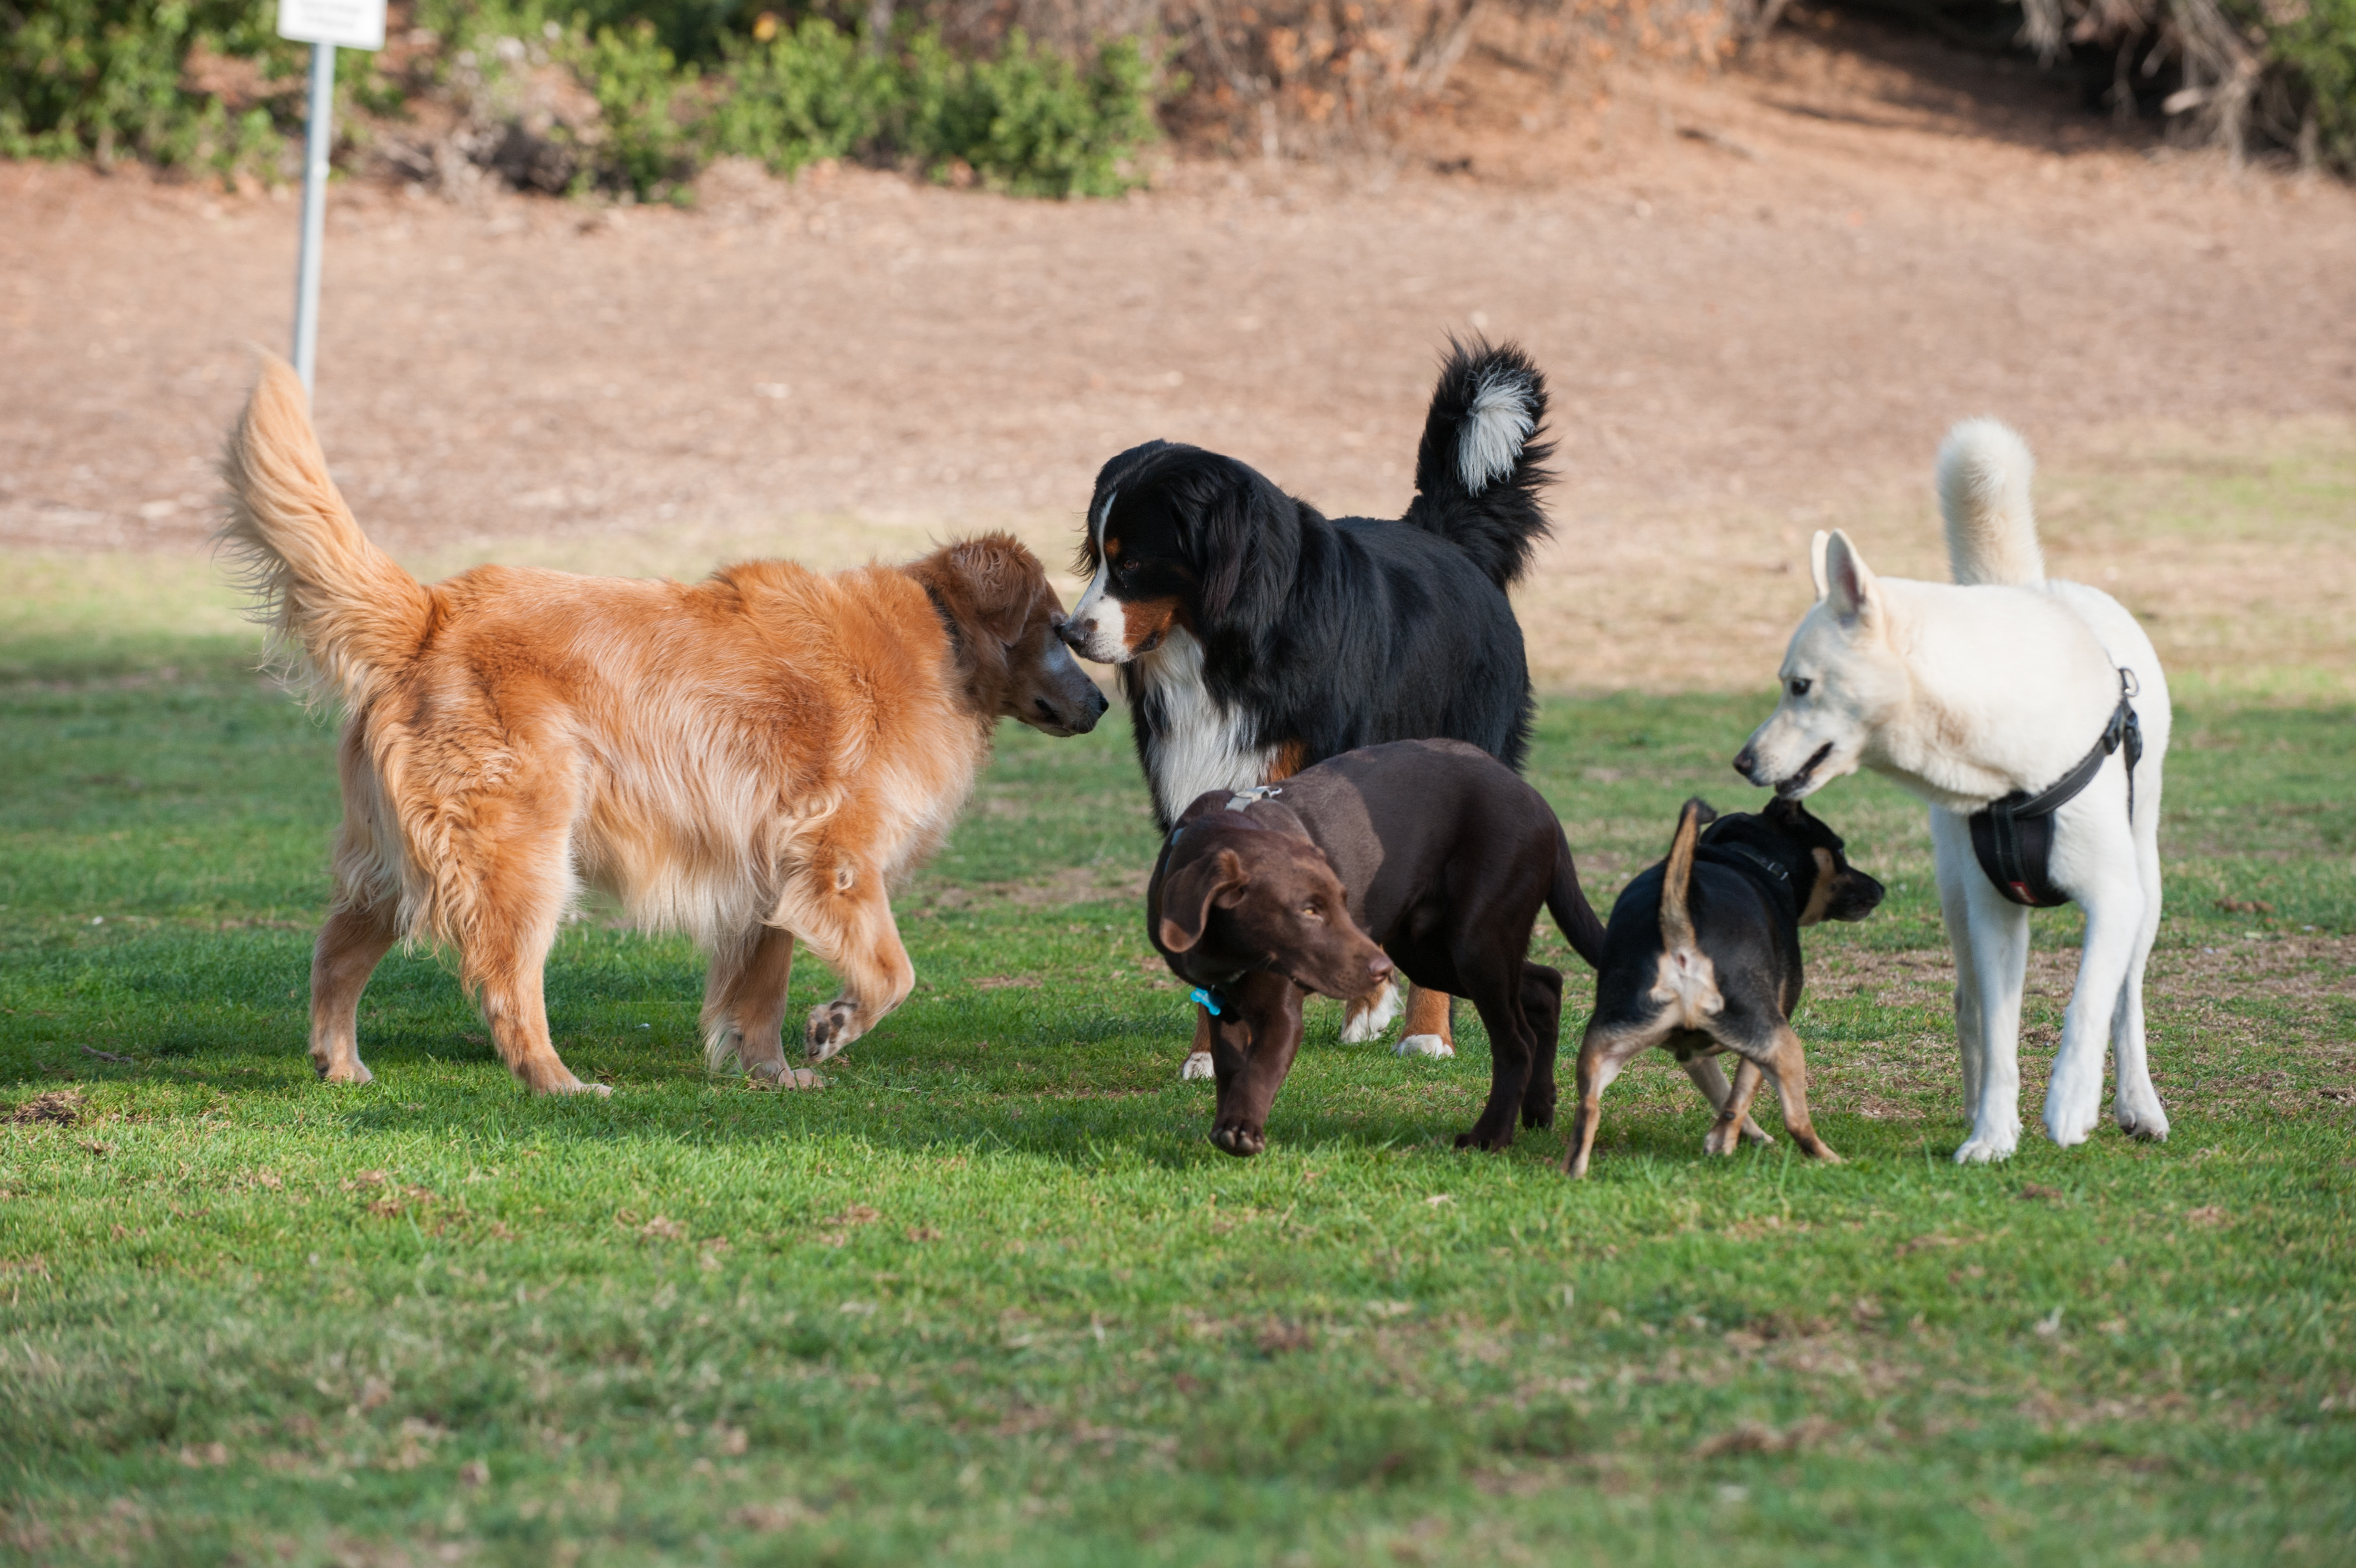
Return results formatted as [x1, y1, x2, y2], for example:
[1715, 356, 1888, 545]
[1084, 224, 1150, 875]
[1157, 847, 1247, 953]
[937, 533, 1045, 645]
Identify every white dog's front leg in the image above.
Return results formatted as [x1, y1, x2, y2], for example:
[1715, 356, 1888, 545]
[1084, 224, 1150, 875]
[1934, 810, 2027, 1164]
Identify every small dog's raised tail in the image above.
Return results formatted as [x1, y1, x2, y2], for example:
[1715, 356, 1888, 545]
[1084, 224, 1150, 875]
[1936, 418, 2045, 587]
[1659, 797, 1717, 957]
[1547, 820, 1608, 969]
[1405, 337, 1555, 590]
[218, 356, 433, 709]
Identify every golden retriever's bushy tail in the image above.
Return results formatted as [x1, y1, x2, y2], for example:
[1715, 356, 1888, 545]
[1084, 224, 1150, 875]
[1936, 418, 2045, 587]
[218, 355, 432, 708]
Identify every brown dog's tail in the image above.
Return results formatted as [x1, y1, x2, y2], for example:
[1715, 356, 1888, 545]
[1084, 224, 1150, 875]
[1659, 797, 1718, 955]
[217, 355, 433, 709]
[1546, 820, 1609, 969]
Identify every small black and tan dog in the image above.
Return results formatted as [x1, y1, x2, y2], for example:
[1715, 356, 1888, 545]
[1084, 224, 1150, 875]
[1563, 797, 1885, 1178]
[1146, 740, 1607, 1157]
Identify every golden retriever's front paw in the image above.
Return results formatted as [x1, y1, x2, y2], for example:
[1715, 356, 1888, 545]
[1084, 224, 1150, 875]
[805, 1002, 861, 1062]
[750, 1062, 827, 1090]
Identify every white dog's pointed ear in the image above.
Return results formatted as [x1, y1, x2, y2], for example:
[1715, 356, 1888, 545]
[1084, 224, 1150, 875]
[1809, 531, 1832, 600]
[1822, 530, 1877, 627]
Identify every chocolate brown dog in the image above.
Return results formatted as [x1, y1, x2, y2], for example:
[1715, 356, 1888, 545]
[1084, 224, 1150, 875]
[1147, 740, 1607, 1156]
[1563, 797, 1885, 1178]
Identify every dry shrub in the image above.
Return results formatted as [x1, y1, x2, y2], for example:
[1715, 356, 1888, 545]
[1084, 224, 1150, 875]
[1162, 0, 1749, 155]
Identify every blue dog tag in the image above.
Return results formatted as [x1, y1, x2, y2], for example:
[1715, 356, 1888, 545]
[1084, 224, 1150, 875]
[1190, 987, 1224, 1016]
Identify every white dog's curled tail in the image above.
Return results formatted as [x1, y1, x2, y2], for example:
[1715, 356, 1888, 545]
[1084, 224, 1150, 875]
[1936, 418, 2045, 587]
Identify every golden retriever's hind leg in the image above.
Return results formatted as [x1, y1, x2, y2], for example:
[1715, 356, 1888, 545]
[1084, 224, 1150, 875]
[453, 836, 602, 1096]
[789, 860, 914, 1063]
[310, 895, 399, 1084]
[702, 926, 821, 1087]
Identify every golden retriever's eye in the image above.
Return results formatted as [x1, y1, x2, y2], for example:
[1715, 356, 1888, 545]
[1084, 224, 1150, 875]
[1787, 676, 1813, 699]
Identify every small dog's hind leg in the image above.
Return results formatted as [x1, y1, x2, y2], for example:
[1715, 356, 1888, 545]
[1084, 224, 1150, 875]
[309, 892, 399, 1085]
[1397, 984, 1455, 1058]
[1755, 1026, 1840, 1164]
[1703, 1057, 1768, 1157]
[1563, 1022, 1660, 1178]
[1340, 977, 1402, 1043]
[1679, 1055, 1773, 1146]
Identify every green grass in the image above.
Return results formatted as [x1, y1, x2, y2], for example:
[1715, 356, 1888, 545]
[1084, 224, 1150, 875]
[3, 629, 2352, 1566]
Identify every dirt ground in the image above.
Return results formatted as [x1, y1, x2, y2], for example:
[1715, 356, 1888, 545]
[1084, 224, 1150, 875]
[3, 13, 2352, 691]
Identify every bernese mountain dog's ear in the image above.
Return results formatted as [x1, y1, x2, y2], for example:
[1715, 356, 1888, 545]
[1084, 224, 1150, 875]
[1157, 846, 1247, 953]
[935, 533, 1045, 645]
[1185, 463, 1294, 627]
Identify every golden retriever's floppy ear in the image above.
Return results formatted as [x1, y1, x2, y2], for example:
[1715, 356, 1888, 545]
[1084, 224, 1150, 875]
[1157, 847, 1246, 954]
[936, 533, 1045, 644]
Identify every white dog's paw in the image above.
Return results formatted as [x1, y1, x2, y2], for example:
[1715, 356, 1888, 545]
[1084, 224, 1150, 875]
[1394, 1033, 1454, 1060]
[1180, 1051, 1215, 1081]
[2043, 1100, 2102, 1148]
[2115, 1101, 2170, 1142]
[1341, 981, 1403, 1044]
[1953, 1129, 2020, 1165]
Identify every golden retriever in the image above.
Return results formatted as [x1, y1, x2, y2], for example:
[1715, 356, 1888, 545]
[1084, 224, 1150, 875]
[219, 357, 1105, 1095]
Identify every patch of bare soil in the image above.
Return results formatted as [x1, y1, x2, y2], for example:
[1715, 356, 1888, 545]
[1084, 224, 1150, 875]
[3, 14, 2352, 692]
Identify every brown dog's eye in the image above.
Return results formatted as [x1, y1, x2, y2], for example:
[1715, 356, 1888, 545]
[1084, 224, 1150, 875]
[1300, 904, 1324, 922]
[1787, 676, 1813, 698]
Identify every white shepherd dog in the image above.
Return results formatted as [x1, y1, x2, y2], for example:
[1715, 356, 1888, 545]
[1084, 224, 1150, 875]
[1734, 420, 2171, 1164]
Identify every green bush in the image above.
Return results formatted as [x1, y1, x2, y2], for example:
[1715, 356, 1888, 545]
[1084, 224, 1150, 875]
[574, 18, 700, 199]
[2265, 0, 2356, 169]
[0, 2, 1167, 196]
[899, 28, 1164, 196]
[704, 18, 894, 174]
[0, 0, 291, 171]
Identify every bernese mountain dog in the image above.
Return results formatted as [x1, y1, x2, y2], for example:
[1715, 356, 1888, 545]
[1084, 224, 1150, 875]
[1060, 338, 1556, 1077]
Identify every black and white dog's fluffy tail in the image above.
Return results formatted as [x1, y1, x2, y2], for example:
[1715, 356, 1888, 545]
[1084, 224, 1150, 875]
[1405, 338, 1554, 590]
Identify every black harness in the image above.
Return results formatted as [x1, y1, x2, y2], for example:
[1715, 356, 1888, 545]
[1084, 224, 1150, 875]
[1966, 669, 2142, 908]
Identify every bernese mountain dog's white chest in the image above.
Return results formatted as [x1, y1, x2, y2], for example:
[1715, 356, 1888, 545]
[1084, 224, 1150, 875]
[1134, 630, 1278, 825]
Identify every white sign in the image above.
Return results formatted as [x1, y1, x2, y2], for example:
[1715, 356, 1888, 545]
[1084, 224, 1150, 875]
[277, 0, 386, 50]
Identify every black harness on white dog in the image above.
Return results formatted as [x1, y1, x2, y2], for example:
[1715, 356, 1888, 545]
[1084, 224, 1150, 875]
[1967, 669, 2142, 909]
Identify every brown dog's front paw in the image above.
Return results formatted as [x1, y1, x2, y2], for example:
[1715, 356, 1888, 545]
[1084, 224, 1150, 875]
[1454, 1125, 1516, 1152]
[1521, 1087, 1557, 1130]
[804, 1002, 860, 1062]
[1210, 1124, 1265, 1158]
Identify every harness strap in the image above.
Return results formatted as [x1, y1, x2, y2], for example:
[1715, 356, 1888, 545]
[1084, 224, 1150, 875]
[1967, 669, 2142, 909]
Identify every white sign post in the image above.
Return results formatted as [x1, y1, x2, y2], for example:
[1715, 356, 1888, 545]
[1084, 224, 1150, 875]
[276, 0, 387, 395]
